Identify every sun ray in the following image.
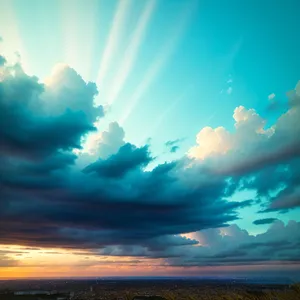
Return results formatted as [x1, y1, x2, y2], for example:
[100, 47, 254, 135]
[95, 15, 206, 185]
[60, 0, 99, 81]
[119, 0, 199, 126]
[96, 0, 131, 88]
[106, 0, 156, 105]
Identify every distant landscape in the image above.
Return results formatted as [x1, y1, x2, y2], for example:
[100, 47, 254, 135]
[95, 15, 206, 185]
[1, 278, 300, 300]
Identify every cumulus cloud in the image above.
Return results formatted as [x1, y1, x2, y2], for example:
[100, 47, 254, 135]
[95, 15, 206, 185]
[42, 64, 103, 122]
[188, 99, 300, 175]
[0, 62, 103, 160]
[189, 82, 300, 213]
[87, 121, 125, 158]
[189, 126, 232, 160]
[0, 53, 252, 256]
[1, 49, 299, 270]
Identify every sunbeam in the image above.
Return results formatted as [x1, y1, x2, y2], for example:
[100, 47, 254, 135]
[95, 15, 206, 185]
[61, 0, 99, 81]
[119, 0, 198, 125]
[106, 0, 156, 105]
[0, 0, 30, 73]
[96, 0, 131, 89]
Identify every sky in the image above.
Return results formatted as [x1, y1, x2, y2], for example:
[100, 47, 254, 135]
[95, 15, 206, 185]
[0, 0, 300, 280]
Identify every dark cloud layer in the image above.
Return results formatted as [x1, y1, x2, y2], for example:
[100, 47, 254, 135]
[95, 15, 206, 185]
[0, 59, 249, 255]
[0, 55, 299, 269]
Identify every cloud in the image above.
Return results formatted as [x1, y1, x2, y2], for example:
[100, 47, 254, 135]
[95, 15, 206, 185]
[188, 126, 232, 160]
[0, 54, 251, 256]
[253, 218, 278, 225]
[189, 99, 300, 174]
[87, 121, 125, 158]
[227, 86, 233, 94]
[287, 81, 300, 107]
[1, 50, 299, 271]
[43, 64, 103, 123]
[268, 93, 276, 100]
[165, 138, 184, 153]
[264, 186, 300, 212]
[165, 221, 300, 267]
[0, 62, 103, 160]
[189, 82, 300, 213]
[0, 254, 18, 268]
[83, 143, 153, 178]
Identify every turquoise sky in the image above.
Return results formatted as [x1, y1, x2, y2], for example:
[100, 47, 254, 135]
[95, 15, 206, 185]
[0, 0, 300, 279]
[1, 0, 299, 235]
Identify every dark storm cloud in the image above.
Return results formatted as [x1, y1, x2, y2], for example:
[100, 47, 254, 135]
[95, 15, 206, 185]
[1, 53, 299, 269]
[0, 63, 102, 160]
[0, 57, 251, 255]
[253, 218, 278, 225]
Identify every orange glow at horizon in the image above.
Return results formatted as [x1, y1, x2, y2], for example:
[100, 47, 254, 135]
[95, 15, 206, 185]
[2, 244, 299, 279]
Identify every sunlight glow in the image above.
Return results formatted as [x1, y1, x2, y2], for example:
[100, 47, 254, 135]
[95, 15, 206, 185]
[106, 0, 156, 105]
[96, 0, 131, 88]
[61, 0, 99, 81]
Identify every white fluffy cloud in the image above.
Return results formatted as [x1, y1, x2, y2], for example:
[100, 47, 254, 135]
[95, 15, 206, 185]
[189, 81, 300, 178]
[43, 64, 103, 122]
[188, 126, 232, 160]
